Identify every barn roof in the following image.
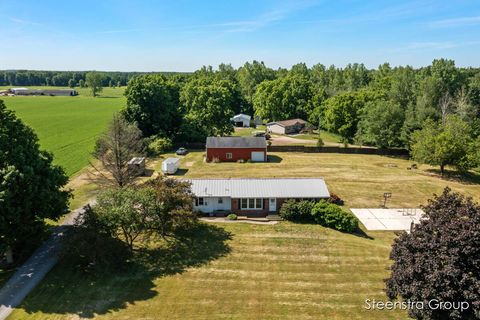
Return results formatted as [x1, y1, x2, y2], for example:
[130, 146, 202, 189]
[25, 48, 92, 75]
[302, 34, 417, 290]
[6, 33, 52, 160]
[267, 118, 306, 127]
[231, 113, 251, 120]
[206, 137, 266, 148]
[186, 178, 330, 198]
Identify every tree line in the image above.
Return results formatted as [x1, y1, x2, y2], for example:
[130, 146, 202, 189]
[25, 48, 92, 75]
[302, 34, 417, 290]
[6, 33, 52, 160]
[120, 59, 480, 173]
[0, 70, 187, 88]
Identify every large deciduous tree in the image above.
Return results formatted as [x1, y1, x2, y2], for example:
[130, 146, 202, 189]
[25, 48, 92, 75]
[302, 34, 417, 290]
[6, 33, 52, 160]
[411, 116, 476, 175]
[92, 114, 144, 187]
[0, 100, 70, 262]
[237, 60, 275, 111]
[253, 75, 314, 122]
[123, 74, 181, 137]
[356, 100, 405, 148]
[85, 72, 104, 97]
[64, 177, 196, 266]
[386, 188, 480, 320]
[322, 89, 384, 143]
[179, 78, 236, 141]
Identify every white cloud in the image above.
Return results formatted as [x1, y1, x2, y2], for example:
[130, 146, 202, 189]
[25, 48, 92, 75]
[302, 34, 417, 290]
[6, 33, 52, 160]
[429, 16, 480, 28]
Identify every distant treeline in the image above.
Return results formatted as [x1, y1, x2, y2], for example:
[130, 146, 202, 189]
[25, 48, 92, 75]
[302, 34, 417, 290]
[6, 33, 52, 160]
[0, 70, 189, 87]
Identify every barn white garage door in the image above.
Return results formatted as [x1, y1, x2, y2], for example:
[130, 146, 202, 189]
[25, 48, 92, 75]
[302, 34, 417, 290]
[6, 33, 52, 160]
[251, 151, 265, 162]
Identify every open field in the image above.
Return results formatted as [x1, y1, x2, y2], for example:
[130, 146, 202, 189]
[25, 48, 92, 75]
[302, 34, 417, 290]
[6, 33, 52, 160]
[6, 151, 480, 319]
[8, 222, 407, 320]
[1, 87, 125, 176]
[154, 151, 480, 208]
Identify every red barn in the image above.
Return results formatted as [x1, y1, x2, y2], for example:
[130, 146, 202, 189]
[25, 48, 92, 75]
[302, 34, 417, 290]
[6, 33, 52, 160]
[206, 137, 267, 162]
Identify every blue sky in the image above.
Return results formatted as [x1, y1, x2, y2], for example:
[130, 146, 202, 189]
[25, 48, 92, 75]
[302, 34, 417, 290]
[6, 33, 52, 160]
[1, 0, 479, 71]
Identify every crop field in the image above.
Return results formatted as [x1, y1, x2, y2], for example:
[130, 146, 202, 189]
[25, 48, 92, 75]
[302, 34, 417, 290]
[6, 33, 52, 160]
[1, 87, 125, 176]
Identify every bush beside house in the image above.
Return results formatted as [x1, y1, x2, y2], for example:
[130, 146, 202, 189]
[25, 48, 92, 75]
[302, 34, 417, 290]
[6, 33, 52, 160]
[279, 199, 358, 233]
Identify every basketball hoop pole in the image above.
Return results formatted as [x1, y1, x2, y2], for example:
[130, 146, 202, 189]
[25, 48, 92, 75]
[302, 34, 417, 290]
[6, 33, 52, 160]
[383, 192, 392, 208]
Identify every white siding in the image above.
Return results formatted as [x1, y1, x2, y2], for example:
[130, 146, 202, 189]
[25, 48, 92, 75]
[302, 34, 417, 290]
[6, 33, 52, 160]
[267, 124, 285, 134]
[193, 197, 231, 213]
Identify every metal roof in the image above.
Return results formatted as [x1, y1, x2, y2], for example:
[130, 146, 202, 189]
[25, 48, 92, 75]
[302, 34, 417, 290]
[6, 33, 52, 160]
[163, 157, 180, 164]
[128, 157, 145, 165]
[266, 118, 306, 128]
[206, 137, 266, 148]
[231, 113, 251, 120]
[186, 178, 330, 198]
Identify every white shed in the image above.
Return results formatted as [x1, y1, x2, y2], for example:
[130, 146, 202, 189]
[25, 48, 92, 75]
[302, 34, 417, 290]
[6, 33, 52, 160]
[161, 157, 180, 174]
[231, 114, 251, 127]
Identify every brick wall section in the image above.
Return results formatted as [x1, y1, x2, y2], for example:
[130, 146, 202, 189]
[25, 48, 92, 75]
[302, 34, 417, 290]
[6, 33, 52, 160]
[206, 147, 267, 162]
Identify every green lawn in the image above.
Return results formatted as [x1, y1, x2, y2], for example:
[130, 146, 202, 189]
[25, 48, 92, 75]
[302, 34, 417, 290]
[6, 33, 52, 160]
[8, 223, 407, 320]
[7, 151, 480, 319]
[154, 151, 480, 208]
[1, 87, 125, 176]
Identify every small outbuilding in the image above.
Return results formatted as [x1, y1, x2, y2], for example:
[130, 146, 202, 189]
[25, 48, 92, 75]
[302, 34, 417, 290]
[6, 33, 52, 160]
[230, 113, 251, 127]
[128, 157, 146, 176]
[267, 118, 307, 135]
[161, 157, 180, 174]
[206, 136, 267, 162]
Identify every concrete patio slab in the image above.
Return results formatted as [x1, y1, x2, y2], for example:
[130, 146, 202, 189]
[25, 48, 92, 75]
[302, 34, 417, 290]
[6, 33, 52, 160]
[351, 208, 425, 232]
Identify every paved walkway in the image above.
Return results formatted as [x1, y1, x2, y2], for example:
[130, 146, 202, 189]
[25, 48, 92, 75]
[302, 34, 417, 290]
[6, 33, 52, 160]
[0, 204, 91, 320]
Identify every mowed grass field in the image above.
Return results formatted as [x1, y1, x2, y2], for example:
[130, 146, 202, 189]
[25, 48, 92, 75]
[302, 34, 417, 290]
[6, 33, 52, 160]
[9, 223, 406, 320]
[153, 151, 480, 207]
[10, 152, 480, 319]
[1, 87, 125, 176]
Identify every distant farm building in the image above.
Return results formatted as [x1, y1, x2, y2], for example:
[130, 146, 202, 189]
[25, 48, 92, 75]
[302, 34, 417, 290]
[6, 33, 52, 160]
[10, 88, 78, 96]
[231, 113, 251, 127]
[267, 118, 307, 134]
[206, 137, 267, 162]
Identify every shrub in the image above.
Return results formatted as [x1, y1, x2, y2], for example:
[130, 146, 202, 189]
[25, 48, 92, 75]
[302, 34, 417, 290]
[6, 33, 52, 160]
[317, 136, 324, 147]
[311, 201, 358, 232]
[279, 200, 314, 222]
[227, 213, 237, 220]
[328, 193, 344, 205]
[147, 136, 173, 156]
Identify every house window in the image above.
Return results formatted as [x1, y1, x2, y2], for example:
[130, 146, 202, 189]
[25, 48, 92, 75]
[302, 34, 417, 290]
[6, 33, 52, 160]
[218, 198, 223, 204]
[226, 152, 233, 159]
[240, 198, 263, 210]
[195, 197, 205, 206]
[241, 198, 248, 209]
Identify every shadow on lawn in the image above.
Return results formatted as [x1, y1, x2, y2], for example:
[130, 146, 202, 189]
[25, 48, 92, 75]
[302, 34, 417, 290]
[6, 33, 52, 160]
[424, 169, 480, 185]
[19, 223, 232, 318]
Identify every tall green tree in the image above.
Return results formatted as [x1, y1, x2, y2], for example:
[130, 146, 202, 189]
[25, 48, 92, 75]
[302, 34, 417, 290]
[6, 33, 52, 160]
[237, 61, 275, 111]
[322, 89, 384, 143]
[253, 75, 314, 122]
[179, 77, 236, 140]
[0, 100, 70, 262]
[356, 100, 405, 148]
[411, 116, 475, 174]
[85, 72, 104, 97]
[122, 74, 180, 137]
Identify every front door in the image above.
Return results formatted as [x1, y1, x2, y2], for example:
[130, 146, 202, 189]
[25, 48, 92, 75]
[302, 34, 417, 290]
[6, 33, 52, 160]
[269, 198, 277, 212]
